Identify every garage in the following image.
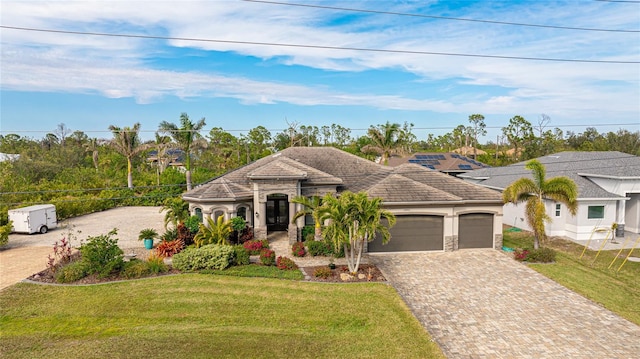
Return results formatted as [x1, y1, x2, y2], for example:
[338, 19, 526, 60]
[458, 213, 494, 249]
[369, 215, 444, 252]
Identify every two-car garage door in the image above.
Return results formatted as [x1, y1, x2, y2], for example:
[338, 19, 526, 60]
[368, 213, 494, 252]
[369, 215, 443, 252]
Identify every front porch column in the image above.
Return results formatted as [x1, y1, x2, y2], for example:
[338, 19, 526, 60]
[615, 199, 626, 237]
[288, 199, 297, 244]
[254, 201, 268, 240]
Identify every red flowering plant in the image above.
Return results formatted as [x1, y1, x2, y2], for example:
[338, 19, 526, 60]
[243, 239, 269, 255]
[291, 241, 306, 257]
[260, 249, 276, 266]
[514, 248, 529, 262]
[276, 256, 298, 270]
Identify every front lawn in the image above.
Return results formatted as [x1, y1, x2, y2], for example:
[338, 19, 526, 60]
[503, 230, 640, 325]
[0, 274, 445, 359]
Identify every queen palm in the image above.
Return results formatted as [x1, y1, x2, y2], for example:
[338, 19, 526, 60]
[503, 160, 578, 249]
[158, 113, 206, 191]
[108, 123, 150, 188]
[291, 195, 323, 241]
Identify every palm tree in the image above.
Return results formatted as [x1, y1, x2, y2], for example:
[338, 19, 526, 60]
[108, 123, 149, 188]
[318, 191, 395, 274]
[161, 197, 190, 229]
[158, 113, 206, 191]
[362, 122, 404, 165]
[503, 160, 578, 249]
[193, 215, 232, 247]
[291, 195, 323, 240]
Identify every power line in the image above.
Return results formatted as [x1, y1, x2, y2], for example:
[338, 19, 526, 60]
[243, 0, 640, 33]
[1, 25, 638, 64]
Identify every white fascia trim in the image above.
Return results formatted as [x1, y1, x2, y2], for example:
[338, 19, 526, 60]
[578, 173, 640, 180]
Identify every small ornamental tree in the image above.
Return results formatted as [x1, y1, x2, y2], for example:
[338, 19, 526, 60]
[318, 191, 395, 274]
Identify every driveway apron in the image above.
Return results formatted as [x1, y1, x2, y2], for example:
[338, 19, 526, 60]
[371, 250, 640, 359]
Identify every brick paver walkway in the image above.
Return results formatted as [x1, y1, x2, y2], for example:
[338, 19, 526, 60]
[371, 250, 640, 359]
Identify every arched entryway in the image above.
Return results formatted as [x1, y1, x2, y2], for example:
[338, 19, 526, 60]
[266, 193, 289, 232]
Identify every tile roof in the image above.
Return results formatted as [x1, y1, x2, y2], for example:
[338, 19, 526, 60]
[460, 151, 640, 199]
[387, 152, 489, 174]
[184, 147, 502, 204]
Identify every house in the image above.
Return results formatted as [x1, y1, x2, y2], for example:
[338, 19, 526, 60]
[459, 151, 640, 241]
[387, 152, 490, 177]
[182, 147, 504, 252]
[452, 146, 487, 159]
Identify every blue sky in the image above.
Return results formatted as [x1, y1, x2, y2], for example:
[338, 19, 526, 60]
[1, 0, 639, 143]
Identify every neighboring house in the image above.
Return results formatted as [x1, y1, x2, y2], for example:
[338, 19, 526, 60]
[460, 151, 640, 241]
[147, 148, 185, 169]
[182, 147, 504, 252]
[387, 152, 490, 177]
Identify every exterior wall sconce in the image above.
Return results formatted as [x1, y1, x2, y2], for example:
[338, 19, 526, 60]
[255, 212, 259, 218]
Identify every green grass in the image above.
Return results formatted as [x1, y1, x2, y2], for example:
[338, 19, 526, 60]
[201, 264, 304, 280]
[0, 274, 444, 359]
[503, 231, 640, 325]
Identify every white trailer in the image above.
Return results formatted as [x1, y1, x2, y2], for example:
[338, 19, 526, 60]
[8, 204, 57, 234]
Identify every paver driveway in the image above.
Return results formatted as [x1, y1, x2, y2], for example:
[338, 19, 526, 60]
[371, 249, 640, 359]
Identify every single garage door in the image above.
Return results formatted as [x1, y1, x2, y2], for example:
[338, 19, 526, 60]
[458, 213, 493, 249]
[369, 215, 443, 252]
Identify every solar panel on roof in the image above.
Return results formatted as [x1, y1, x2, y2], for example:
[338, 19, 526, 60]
[423, 164, 435, 169]
[415, 155, 428, 159]
[458, 164, 473, 170]
[409, 159, 421, 163]
[437, 154, 446, 160]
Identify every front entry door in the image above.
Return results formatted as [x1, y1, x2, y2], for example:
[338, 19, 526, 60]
[266, 194, 289, 232]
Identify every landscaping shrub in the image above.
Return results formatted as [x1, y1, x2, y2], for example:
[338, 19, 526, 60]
[276, 256, 298, 270]
[514, 248, 529, 262]
[260, 249, 276, 266]
[292, 241, 306, 257]
[55, 261, 89, 283]
[146, 254, 169, 274]
[172, 244, 234, 271]
[161, 227, 178, 242]
[238, 227, 254, 243]
[155, 239, 185, 258]
[0, 220, 11, 247]
[301, 225, 314, 241]
[46, 237, 74, 273]
[176, 222, 195, 247]
[313, 267, 332, 279]
[306, 240, 333, 257]
[232, 245, 250, 266]
[243, 239, 269, 255]
[526, 247, 557, 263]
[79, 229, 124, 278]
[306, 239, 344, 258]
[122, 259, 151, 279]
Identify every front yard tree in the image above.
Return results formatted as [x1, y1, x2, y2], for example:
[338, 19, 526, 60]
[159, 113, 206, 191]
[503, 160, 578, 249]
[502, 115, 534, 161]
[319, 191, 396, 274]
[291, 195, 323, 241]
[108, 123, 149, 188]
[468, 114, 487, 158]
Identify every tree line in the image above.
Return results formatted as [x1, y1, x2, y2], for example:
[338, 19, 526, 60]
[1, 112, 638, 224]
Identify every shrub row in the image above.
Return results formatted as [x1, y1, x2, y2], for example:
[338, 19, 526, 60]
[514, 247, 556, 263]
[172, 244, 235, 271]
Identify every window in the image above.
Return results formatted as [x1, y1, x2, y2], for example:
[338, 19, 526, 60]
[587, 206, 605, 219]
[195, 208, 203, 222]
[236, 207, 246, 220]
[555, 204, 561, 217]
[213, 210, 225, 221]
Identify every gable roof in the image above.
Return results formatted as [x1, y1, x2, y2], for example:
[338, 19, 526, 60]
[387, 152, 489, 174]
[460, 151, 640, 199]
[184, 147, 502, 204]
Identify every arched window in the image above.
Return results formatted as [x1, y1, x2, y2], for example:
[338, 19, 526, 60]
[237, 206, 247, 220]
[213, 210, 225, 221]
[195, 208, 203, 222]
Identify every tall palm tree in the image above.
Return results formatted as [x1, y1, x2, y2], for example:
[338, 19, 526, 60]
[362, 122, 404, 165]
[291, 195, 323, 240]
[318, 191, 395, 274]
[108, 123, 149, 188]
[158, 113, 206, 191]
[503, 160, 578, 249]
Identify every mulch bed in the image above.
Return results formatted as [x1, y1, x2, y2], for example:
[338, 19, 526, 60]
[26, 267, 180, 285]
[301, 264, 386, 283]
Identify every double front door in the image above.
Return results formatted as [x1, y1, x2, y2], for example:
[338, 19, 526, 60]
[266, 194, 289, 232]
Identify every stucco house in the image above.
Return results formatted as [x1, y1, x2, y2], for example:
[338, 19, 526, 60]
[459, 151, 640, 241]
[182, 147, 504, 252]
